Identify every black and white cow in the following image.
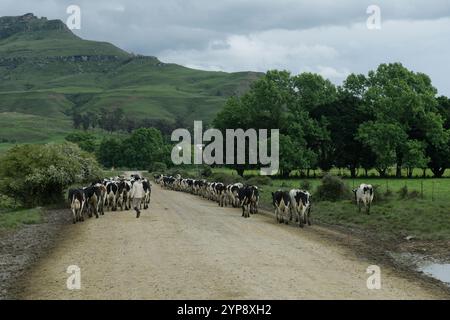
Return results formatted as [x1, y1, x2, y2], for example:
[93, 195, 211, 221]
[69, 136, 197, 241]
[193, 179, 205, 196]
[207, 182, 216, 201]
[289, 189, 312, 228]
[83, 186, 102, 219]
[123, 180, 132, 210]
[215, 182, 226, 207]
[142, 178, 152, 209]
[238, 185, 259, 218]
[105, 181, 118, 211]
[353, 184, 374, 214]
[249, 186, 259, 214]
[68, 188, 86, 224]
[116, 180, 128, 211]
[225, 183, 243, 207]
[272, 190, 291, 224]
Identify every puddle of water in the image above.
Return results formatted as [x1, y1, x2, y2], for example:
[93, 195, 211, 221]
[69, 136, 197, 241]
[419, 264, 450, 285]
[389, 251, 450, 287]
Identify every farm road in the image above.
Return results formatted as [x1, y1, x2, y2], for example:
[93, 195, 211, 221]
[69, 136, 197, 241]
[18, 184, 447, 299]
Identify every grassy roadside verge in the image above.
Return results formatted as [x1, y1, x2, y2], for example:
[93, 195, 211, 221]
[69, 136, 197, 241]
[169, 167, 450, 245]
[0, 207, 45, 231]
[257, 186, 450, 242]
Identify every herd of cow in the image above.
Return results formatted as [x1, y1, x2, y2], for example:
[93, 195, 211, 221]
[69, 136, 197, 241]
[155, 174, 260, 218]
[68, 175, 152, 224]
[155, 174, 375, 228]
[68, 172, 375, 228]
[155, 174, 315, 228]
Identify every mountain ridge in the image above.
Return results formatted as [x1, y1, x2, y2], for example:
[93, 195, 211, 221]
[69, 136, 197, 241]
[0, 13, 262, 149]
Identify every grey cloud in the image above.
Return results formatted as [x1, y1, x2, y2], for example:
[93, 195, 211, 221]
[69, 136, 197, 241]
[1, 1, 449, 94]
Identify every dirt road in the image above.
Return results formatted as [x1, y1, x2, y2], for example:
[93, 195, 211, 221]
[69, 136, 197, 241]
[18, 184, 448, 299]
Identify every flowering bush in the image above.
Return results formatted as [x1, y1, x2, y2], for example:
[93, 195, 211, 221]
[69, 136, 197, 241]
[0, 142, 102, 206]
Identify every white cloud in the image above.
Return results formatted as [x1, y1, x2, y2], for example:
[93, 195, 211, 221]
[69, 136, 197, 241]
[160, 18, 450, 93]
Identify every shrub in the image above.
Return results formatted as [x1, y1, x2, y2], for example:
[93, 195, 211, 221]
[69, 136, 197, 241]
[245, 176, 272, 186]
[0, 194, 21, 211]
[0, 142, 102, 207]
[314, 174, 350, 202]
[299, 180, 312, 191]
[210, 172, 243, 185]
[365, 184, 391, 203]
[398, 185, 408, 199]
[149, 162, 167, 174]
[200, 166, 213, 178]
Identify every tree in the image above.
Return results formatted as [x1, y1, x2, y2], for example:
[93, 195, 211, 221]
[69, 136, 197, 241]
[81, 114, 91, 131]
[357, 122, 407, 177]
[426, 96, 450, 177]
[72, 111, 83, 129]
[97, 138, 123, 168]
[122, 128, 170, 169]
[65, 132, 97, 153]
[402, 140, 429, 178]
[289, 73, 336, 173]
[214, 71, 292, 176]
[363, 63, 443, 177]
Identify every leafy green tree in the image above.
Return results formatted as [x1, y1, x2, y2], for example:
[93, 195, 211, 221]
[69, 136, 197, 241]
[122, 128, 170, 169]
[289, 73, 336, 172]
[97, 137, 123, 168]
[402, 140, 429, 178]
[214, 71, 292, 176]
[357, 122, 407, 177]
[65, 132, 97, 153]
[291, 72, 337, 113]
[426, 96, 450, 177]
[363, 63, 443, 176]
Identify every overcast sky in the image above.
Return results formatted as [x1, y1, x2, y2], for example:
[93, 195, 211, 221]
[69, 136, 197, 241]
[2, 0, 450, 95]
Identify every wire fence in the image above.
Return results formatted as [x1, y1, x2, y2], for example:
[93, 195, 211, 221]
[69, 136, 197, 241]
[349, 179, 450, 202]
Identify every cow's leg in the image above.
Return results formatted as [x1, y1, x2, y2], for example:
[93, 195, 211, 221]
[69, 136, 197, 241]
[93, 199, 99, 218]
[71, 208, 77, 224]
[79, 201, 85, 222]
[307, 206, 312, 226]
[299, 207, 305, 228]
[366, 201, 370, 215]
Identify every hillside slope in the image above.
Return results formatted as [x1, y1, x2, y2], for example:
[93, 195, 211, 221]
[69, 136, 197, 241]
[0, 13, 261, 148]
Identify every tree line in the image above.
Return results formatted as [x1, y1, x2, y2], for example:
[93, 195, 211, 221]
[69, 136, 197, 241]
[213, 63, 450, 178]
[71, 107, 183, 136]
[66, 128, 172, 172]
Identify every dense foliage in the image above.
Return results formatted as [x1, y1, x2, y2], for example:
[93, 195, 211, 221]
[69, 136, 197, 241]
[0, 142, 102, 206]
[97, 128, 172, 169]
[214, 63, 450, 178]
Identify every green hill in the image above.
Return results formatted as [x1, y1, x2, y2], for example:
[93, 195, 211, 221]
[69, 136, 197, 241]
[0, 13, 261, 150]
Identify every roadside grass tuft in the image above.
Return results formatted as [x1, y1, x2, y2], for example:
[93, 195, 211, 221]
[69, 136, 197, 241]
[311, 199, 450, 241]
[0, 207, 45, 230]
